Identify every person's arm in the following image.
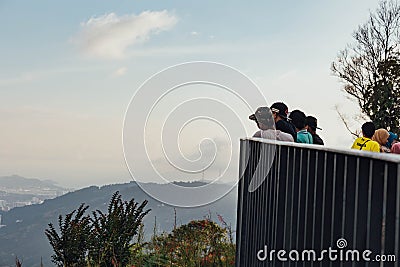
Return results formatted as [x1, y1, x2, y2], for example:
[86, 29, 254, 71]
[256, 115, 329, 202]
[253, 131, 262, 138]
[282, 132, 294, 142]
[314, 135, 324, 145]
[351, 138, 358, 149]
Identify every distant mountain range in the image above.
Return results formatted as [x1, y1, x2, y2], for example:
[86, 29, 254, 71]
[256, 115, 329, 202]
[0, 175, 68, 211]
[0, 179, 238, 267]
[0, 175, 65, 191]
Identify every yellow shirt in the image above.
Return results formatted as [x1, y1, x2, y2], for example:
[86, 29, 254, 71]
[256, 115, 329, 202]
[351, 137, 380, 152]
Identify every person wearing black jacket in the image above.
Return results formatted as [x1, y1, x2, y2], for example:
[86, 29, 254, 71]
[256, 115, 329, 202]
[305, 116, 324, 145]
[270, 102, 297, 142]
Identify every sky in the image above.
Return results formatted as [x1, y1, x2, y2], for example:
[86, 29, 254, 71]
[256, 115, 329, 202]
[0, 0, 383, 188]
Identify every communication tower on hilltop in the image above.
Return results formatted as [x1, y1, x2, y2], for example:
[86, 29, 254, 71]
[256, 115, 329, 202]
[0, 214, 5, 228]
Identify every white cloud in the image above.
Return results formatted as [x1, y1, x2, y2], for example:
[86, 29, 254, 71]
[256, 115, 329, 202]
[73, 11, 178, 59]
[112, 67, 127, 77]
[190, 31, 199, 36]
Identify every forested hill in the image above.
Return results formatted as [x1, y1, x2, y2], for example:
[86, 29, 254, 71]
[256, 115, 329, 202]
[0, 181, 237, 267]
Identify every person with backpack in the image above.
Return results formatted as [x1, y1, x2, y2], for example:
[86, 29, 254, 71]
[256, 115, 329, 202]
[351, 122, 380, 152]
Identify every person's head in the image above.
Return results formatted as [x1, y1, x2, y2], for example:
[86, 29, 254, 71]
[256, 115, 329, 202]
[270, 102, 288, 122]
[305, 116, 322, 134]
[289, 110, 307, 131]
[386, 132, 398, 148]
[361, 122, 376, 138]
[249, 106, 275, 130]
[391, 142, 400, 154]
[372, 128, 390, 146]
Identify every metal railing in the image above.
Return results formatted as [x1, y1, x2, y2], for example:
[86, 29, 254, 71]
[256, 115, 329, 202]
[236, 138, 400, 267]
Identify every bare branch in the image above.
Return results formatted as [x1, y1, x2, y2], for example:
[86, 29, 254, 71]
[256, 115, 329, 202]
[334, 105, 360, 138]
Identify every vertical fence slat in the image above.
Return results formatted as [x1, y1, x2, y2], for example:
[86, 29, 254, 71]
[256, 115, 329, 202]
[329, 154, 337, 267]
[380, 164, 389, 267]
[296, 149, 303, 251]
[351, 158, 360, 267]
[366, 159, 373, 267]
[303, 149, 311, 267]
[320, 152, 328, 253]
[396, 164, 400, 267]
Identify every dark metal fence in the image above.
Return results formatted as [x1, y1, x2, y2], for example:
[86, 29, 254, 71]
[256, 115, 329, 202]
[236, 138, 400, 267]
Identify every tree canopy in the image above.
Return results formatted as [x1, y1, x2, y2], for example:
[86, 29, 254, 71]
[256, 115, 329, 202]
[332, 0, 400, 132]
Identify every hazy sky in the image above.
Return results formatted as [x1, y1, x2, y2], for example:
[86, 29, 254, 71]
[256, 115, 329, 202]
[0, 0, 382, 188]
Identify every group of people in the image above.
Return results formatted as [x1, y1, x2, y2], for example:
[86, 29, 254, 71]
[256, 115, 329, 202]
[249, 102, 324, 145]
[249, 101, 400, 155]
[351, 121, 400, 154]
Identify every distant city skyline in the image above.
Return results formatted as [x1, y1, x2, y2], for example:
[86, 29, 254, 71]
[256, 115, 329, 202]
[0, 0, 382, 188]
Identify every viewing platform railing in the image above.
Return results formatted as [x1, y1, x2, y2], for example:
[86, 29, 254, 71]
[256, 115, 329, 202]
[236, 138, 400, 267]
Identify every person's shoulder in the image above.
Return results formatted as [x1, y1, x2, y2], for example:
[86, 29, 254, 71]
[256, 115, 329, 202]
[369, 140, 380, 152]
[313, 134, 324, 145]
[277, 119, 291, 127]
[295, 130, 310, 143]
[297, 129, 310, 136]
[260, 129, 276, 140]
[276, 120, 292, 132]
[277, 130, 294, 142]
[253, 130, 262, 138]
[351, 137, 362, 149]
[353, 136, 365, 143]
[367, 139, 379, 146]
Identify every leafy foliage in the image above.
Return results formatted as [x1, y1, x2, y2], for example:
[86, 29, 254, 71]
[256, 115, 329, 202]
[88, 191, 150, 267]
[143, 218, 235, 267]
[45, 192, 235, 267]
[332, 0, 400, 132]
[15, 257, 22, 267]
[45, 191, 150, 267]
[45, 204, 91, 267]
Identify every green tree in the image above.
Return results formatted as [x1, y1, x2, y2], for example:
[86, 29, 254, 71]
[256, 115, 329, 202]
[332, 0, 400, 132]
[88, 191, 150, 267]
[150, 219, 235, 267]
[45, 204, 92, 267]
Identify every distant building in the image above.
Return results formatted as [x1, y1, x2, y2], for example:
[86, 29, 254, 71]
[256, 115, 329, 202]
[0, 200, 6, 211]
